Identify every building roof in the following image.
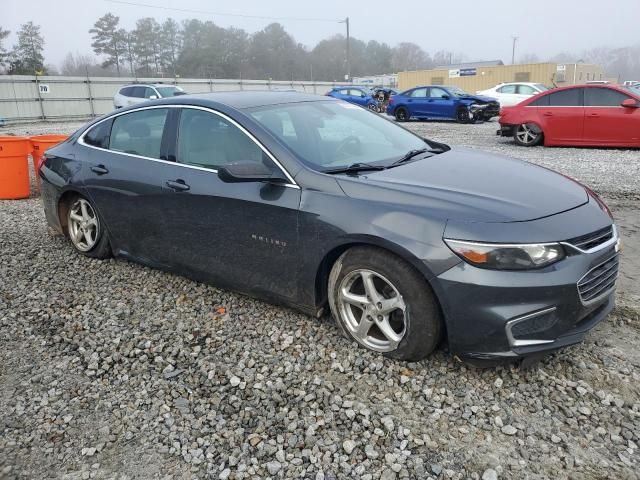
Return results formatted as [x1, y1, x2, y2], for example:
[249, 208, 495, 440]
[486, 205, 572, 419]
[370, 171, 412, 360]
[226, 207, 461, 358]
[435, 60, 505, 70]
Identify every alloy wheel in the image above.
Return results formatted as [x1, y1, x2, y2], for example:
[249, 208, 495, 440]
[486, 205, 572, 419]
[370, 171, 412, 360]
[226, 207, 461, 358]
[516, 124, 541, 145]
[68, 198, 100, 252]
[337, 269, 407, 352]
[456, 108, 471, 123]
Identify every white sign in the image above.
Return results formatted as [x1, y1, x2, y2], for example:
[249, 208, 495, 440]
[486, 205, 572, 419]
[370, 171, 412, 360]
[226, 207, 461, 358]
[39, 84, 50, 94]
[556, 64, 566, 71]
[449, 69, 460, 78]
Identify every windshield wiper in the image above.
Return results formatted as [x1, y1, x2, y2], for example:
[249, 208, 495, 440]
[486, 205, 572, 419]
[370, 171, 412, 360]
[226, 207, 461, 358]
[390, 148, 433, 166]
[323, 162, 387, 175]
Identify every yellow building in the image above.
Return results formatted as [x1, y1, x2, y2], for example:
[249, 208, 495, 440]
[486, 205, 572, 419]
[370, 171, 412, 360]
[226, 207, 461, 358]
[398, 62, 609, 92]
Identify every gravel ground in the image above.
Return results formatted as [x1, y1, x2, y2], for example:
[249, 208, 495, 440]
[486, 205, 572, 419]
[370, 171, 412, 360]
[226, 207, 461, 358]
[1, 119, 639, 480]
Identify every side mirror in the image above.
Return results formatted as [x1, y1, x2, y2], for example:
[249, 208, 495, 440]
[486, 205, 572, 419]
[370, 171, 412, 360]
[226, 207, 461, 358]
[149, 95, 158, 100]
[621, 98, 639, 108]
[218, 162, 287, 184]
[441, 94, 450, 100]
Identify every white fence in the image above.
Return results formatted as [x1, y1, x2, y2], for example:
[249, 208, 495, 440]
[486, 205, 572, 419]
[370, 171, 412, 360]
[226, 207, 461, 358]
[0, 75, 349, 122]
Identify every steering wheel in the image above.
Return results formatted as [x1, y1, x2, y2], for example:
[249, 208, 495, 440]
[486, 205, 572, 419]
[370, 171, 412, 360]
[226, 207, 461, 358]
[335, 135, 362, 158]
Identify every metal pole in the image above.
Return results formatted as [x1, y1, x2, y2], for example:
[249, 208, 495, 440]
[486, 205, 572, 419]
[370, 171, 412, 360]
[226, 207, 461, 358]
[346, 17, 350, 81]
[511, 36, 518, 64]
[34, 75, 45, 120]
[86, 66, 95, 117]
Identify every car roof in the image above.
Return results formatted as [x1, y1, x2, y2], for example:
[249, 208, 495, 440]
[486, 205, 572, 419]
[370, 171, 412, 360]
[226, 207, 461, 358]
[150, 91, 334, 109]
[122, 83, 180, 88]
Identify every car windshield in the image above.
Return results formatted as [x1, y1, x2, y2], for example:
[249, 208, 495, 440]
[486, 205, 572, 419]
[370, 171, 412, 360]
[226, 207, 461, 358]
[447, 86, 471, 97]
[534, 84, 550, 92]
[248, 100, 434, 171]
[156, 86, 185, 97]
[621, 86, 640, 95]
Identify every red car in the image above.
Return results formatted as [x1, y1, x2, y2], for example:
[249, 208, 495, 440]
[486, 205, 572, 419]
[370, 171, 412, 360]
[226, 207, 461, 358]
[498, 84, 640, 147]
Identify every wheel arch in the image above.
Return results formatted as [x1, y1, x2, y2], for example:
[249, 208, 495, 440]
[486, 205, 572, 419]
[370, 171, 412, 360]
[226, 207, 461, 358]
[57, 189, 84, 236]
[313, 236, 441, 312]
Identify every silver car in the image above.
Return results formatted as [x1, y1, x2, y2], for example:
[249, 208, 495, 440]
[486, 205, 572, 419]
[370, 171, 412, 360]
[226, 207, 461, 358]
[113, 84, 185, 109]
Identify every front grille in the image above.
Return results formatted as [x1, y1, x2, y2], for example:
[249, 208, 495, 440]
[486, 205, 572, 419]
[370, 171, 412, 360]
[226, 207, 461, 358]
[578, 255, 619, 303]
[568, 226, 613, 251]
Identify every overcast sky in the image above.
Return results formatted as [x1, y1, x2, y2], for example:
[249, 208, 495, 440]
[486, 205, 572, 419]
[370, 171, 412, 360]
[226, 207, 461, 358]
[3, 0, 640, 67]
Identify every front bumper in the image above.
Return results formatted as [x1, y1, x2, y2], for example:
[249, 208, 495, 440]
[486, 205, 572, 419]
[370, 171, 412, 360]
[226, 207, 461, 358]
[434, 233, 619, 362]
[497, 124, 515, 137]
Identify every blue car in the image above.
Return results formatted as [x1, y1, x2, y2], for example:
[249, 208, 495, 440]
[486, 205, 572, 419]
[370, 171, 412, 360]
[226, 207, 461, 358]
[326, 86, 378, 110]
[387, 85, 500, 123]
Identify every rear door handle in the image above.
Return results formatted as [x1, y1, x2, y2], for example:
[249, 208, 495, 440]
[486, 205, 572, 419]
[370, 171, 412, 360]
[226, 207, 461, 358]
[90, 165, 109, 175]
[588, 113, 599, 117]
[543, 112, 553, 116]
[166, 179, 190, 192]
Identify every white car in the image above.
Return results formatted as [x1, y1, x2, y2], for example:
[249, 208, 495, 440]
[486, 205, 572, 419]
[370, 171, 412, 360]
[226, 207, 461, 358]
[476, 82, 549, 107]
[113, 84, 186, 109]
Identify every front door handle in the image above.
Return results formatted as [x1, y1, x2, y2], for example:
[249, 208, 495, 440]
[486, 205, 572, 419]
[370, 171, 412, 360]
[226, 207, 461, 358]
[543, 112, 553, 116]
[90, 165, 109, 175]
[166, 179, 190, 192]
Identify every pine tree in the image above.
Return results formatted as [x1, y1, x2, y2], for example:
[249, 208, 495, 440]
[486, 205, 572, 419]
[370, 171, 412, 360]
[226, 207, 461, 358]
[11, 22, 45, 74]
[90, 13, 126, 76]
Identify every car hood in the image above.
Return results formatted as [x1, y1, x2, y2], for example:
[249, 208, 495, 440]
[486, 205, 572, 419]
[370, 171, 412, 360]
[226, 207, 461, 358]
[459, 94, 497, 103]
[336, 147, 588, 223]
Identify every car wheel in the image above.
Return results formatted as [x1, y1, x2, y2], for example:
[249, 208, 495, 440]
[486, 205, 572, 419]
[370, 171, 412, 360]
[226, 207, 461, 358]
[395, 107, 409, 122]
[328, 246, 442, 361]
[514, 123, 543, 146]
[456, 107, 472, 124]
[66, 195, 112, 259]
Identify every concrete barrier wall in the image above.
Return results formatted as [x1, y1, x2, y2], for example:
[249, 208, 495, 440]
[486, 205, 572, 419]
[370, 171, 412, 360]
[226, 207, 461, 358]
[0, 75, 351, 122]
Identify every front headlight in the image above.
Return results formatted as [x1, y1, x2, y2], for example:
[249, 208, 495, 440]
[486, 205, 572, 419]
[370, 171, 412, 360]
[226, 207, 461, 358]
[444, 239, 565, 270]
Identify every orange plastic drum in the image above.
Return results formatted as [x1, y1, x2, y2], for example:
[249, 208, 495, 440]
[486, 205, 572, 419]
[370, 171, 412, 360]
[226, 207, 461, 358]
[0, 136, 31, 200]
[30, 134, 68, 192]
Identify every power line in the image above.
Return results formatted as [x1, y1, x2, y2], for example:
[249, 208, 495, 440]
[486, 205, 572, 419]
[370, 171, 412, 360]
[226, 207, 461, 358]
[104, 0, 340, 23]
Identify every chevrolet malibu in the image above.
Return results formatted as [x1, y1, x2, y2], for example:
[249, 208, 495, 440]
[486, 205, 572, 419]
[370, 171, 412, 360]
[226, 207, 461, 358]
[40, 92, 620, 363]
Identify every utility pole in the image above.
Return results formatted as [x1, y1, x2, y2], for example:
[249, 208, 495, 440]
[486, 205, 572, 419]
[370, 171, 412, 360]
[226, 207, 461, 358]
[511, 36, 518, 64]
[340, 17, 350, 82]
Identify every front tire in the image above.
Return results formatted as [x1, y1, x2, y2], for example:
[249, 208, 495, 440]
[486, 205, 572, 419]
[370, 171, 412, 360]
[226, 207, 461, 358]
[328, 246, 442, 361]
[456, 107, 472, 124]
[514, 123, 543, 146]
[66, 195, 112, 259]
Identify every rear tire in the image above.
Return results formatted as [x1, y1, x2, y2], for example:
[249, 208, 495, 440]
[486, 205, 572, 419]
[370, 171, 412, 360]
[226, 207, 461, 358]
[395, 107, 409, 122]
[514, 123, 543, 146]
[328, 246, 443, 361]
[66, 195, 112, 259]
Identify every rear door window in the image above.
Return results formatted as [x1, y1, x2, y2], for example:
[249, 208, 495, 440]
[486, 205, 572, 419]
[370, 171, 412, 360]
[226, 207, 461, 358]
[409, 88, 428, 98]
[584, 87, 631, 106]
[547, 88, 583, 106]
[529, 94, 550, 106]
[130, 86, 146, 98]
[498, 85, 517, 94]
[109, 108, 168, 159]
